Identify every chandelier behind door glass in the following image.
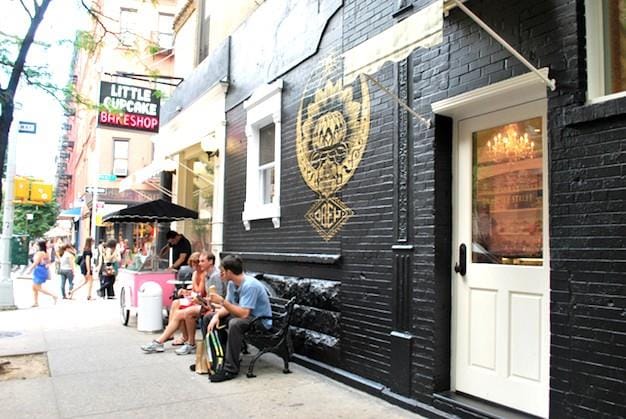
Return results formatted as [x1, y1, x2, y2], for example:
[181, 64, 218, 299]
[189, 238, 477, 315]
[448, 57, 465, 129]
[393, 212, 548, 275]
[472, 117, 543, 266]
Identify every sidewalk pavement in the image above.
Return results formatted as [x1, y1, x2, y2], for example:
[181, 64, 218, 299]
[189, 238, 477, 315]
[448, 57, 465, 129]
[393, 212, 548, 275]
[0, 273, 419, 418]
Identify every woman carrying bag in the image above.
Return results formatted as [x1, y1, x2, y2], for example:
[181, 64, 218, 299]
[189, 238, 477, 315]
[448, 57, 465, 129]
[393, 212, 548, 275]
[97, 239, 120, 299]
[26, 240, 58, 307]
[69, 237, 95, 300]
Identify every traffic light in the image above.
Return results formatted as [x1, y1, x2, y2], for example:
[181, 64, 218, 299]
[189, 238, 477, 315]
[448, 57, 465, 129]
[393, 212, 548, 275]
[30, 182, 53, 202]
[14, 177, 29, 200]
[12, 178, 54, 205]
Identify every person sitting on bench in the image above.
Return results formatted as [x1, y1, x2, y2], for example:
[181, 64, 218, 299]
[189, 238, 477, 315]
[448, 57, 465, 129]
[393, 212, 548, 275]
[167, 251, 200, 347]
[140, 251, 218, 355]
[202, 255, 272, 383]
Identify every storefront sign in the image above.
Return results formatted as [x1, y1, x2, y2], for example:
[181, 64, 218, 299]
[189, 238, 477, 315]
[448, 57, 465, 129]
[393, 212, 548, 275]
[98, 81, 160, 133]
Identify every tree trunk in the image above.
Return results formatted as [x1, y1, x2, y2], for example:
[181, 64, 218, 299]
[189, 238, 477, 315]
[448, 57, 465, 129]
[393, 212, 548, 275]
[0, 100, 14, 209]
[0, 0, 53, 208]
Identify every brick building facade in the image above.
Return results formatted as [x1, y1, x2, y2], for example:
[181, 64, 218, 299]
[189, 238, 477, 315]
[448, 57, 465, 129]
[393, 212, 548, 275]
[159, 0, 625, 416]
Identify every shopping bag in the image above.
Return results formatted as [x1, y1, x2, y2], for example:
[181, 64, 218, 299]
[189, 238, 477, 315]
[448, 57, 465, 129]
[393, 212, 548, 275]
[206, 328, 227, 375]
[194, 339, 210, 375]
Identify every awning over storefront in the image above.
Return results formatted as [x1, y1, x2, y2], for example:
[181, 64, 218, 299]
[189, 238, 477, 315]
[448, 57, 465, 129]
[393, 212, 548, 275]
[44, 226, 71, 238]
[102, 199, 198, 223]
[58, 207, 81, 220]
[119, 158, 177, 192]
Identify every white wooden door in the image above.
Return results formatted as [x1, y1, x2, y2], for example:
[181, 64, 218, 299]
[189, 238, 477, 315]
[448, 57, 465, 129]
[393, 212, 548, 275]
[452, 100, 549, 417]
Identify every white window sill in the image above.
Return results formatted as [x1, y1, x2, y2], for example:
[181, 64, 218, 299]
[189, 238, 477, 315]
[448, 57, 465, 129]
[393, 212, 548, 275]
[587, 90, 626, 105]
[242, 203, 281, 230]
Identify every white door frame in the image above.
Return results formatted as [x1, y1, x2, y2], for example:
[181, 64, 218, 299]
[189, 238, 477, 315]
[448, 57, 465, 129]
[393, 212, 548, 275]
[432, 69, 551, 417]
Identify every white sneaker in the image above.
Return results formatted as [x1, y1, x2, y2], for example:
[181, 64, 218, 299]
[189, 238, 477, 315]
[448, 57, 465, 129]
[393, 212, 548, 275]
[175, 343, 196, 355]
[141, 340, 164, 353]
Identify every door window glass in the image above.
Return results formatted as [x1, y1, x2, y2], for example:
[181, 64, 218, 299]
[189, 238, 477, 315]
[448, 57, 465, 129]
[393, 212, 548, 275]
[472, 117, 543, 265]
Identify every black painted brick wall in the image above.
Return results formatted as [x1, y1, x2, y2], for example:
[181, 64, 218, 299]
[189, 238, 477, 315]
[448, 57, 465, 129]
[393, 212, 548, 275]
[224, 10, 344, 256]
[224, 2, 401, 387]
[337, 60, 396, 384]
[550, 105, 626, 417]
[223, 0, 626, 416]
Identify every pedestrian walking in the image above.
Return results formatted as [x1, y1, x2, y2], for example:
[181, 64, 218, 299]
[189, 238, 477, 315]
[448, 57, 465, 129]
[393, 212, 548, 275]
[58, 244, 76, 299]
[25, 240, 58, 307]
[69, 237, 95, 300]
[96, 239, 119, 299]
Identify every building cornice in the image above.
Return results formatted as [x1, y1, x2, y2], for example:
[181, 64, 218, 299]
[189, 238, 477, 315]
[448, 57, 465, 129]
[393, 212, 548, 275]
[173, 0, 196, 33]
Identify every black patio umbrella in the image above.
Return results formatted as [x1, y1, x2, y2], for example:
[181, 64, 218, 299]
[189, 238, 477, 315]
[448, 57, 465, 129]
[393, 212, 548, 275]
[102, 199, 198, 223]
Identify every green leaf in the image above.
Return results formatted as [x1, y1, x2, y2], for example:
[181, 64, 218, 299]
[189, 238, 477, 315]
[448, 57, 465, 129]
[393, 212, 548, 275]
[0, 198, 60, 239]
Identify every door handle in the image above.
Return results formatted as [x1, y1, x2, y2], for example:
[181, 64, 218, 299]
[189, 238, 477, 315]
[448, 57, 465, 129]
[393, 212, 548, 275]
[454, 243, 467, 276]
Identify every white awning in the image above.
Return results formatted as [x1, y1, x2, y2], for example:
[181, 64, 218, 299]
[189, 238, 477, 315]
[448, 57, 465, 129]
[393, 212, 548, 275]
[44, 226, 71, 238]
[119, 158, 177, 192]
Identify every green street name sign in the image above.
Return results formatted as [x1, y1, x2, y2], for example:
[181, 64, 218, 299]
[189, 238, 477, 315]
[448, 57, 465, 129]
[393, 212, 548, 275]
[98, 174, 117, 181]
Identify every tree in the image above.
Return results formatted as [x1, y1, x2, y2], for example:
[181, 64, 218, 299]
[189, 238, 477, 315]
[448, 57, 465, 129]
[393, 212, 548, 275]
[0, 0, 53, 208]
[0, 0, 165, 207]
[0, 200, 59, 239]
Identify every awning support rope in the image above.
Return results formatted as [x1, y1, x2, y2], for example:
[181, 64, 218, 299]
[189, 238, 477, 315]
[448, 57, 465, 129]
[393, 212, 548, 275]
[129, 188, 157, 201]
[145, 180, 172, 197]
[363, 73, 432, 128]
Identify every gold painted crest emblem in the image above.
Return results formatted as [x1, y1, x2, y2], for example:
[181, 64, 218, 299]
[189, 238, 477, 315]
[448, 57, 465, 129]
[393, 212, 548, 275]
[296, 59, 370, 241]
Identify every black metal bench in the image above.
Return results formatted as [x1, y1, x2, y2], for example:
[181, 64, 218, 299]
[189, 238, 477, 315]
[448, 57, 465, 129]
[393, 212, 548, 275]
[244, 296, 296, 378]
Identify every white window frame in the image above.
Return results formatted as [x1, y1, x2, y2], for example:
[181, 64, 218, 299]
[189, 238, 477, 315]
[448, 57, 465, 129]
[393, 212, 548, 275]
[242, 80, 283, 230]
[585, 0, 626, 103]
[113, 138, 129, 177]
[257, 124, 276, 206]
[119, 8, 137, 47]
[158, 13, 174, 50]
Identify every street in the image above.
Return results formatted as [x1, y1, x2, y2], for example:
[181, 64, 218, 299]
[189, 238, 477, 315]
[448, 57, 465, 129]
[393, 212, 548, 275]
[0, 273, 417, 418]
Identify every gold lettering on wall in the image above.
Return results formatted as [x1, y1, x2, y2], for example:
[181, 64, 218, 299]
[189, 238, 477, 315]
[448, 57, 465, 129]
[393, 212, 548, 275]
[296, 56, 370, 241]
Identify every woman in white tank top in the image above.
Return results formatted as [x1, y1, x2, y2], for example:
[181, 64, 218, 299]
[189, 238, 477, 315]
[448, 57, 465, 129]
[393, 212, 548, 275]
[58, 244, 75, 299]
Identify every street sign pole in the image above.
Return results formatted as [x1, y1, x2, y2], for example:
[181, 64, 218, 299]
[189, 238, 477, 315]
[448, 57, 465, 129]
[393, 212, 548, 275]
[90, 187, 99, 242]
[90, 132, 100, 242]
[0, 116, 22, 310]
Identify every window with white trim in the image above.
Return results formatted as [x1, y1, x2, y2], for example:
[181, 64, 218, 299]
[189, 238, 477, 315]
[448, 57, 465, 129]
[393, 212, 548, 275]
[198, 0, 211, 63]
[258, 123, 276, 205]
[113, 139, 129, 177]
[119, 8, 137, 47]
[158, 13, 174, 50]
[586, 0, 626, 102]
[242, 80, 283, 230]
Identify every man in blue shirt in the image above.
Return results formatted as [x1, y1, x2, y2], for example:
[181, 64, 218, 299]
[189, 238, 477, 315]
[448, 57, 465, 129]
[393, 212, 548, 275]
[204, 255, 272, 382]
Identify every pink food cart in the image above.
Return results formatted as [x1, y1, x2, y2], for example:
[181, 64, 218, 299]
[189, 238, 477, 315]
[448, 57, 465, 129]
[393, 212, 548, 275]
[118, 268, 176, 326]
[101, 199, 199, 327]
